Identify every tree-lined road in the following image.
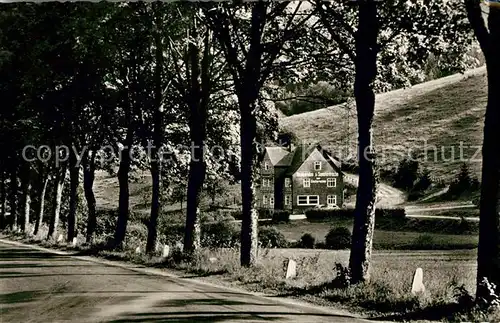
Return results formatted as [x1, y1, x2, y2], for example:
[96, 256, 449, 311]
[0, 241, 369, 323]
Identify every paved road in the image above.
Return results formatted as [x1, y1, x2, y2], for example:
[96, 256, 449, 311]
[0, 241, 368, 323]
[344, 173, 406, 207]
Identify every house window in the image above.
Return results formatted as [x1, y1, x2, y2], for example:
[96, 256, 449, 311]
[297, 196, 308, 205]
[297, 195, 320, 206]
[264, 162, 269, 170]
[327, 195, 337, 205]
[303, 178, 311, 188]
[285, 178, 291, 188]
[269, 197, 275, 206]
[285, 195, 291, 205]
[263, 195, 268, 205]
[262, 178, 273, 188]
[314, 161, 322, 171]
[327, 178, 336, 187]
[309, 195, 319, 205]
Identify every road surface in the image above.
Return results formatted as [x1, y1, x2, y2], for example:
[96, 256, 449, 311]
[0, 240, 369, 323]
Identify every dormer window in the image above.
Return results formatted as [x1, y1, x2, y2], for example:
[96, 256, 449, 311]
[314, 161, 322, 171]
[264, 162, 269, 170]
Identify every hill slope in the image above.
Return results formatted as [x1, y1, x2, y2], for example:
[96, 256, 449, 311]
[280, 67, 487, 181]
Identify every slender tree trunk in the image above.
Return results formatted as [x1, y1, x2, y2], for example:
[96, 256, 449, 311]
[146, 5, 164, 254]
[0, 169, 5, 230]
[349, 0, 379, 285]
[146, 160, 161, 253]
[21, 178, 31, 233]
[48, 167, 66, 240]
[239, 106, 259, 266]
[67, 152, 80, 242]
[473, 5, 500, 299]
[84, 152, 97, 244]
[9, 169, 17, 231]
[114, 134, 132, 249]
[33, 175, 49, 236]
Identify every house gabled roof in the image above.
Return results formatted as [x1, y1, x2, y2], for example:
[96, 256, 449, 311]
[265, 147, 290, 165]
[275, 143, 342, 176]
[284, 144, 318, 176]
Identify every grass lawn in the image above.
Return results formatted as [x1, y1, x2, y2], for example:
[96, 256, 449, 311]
[271, 219, 478, 250]
[280, 67, 487, 182]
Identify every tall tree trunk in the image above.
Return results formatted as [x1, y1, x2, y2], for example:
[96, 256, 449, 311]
[237, 3, 267, 267]
[9, 169, 17, 231]
[114, 134, 132, 249]
[239, 107, 259, 267]
[84, 152, 97, 244]
[67, 152, 80, 242]
[21, 178, 31, 233]
[184, 19, 209, 254]
[33, 175, 49, 236]
[348, 0, 379, 285]
[48, 167, 66, 240]
[146, 4, 164, 254]
[468, 3, 500, 299]
[0, 169, 5, 230]
[184, 160, 206, 253]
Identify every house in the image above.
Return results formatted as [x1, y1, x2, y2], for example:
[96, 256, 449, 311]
[257, 143, 345, 213]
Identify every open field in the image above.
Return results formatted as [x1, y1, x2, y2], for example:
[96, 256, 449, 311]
[270, 219, 478, 250]
[280, 67, 487, 182]
[93, 170, 242, 213]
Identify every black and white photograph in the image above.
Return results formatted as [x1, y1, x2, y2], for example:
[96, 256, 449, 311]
[0, 0, 499, 322]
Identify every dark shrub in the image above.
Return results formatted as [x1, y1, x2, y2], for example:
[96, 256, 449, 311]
[259, 227, 288, 248]
[305, 208, 405, 221]
[95, 209, 117, 238]
[230, 210, 242, 220]
[300, 233, 316, 249]
[257, 208, 274, 219]
[341, 161, 359, 174]
[202, 220, 239, 248]
[413, 168, 432, 192]
[407, 190, 425, 201]
[272, 210, 290, 223]
[124, 223, 148, 249]
[305, 208, 355, 221]
[325, 227, 351, 250]
[448, 163, 480, 198]
[375, 208, 406, 219]
[315, 242, 327, 249]
[161, 224, 184, 246]
[393, 156, 420, 191]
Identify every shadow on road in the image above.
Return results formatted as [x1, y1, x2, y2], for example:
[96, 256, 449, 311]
[0, 242, 364, 323]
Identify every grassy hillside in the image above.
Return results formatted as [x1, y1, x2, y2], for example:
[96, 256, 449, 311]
[93, 170, 242, 212]
[280, 67, 487, 182]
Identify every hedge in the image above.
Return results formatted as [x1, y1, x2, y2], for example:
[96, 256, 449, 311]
[305, 207, 406, 221]
[271, 210, 290, 223]
[202, 208, 290, 223]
